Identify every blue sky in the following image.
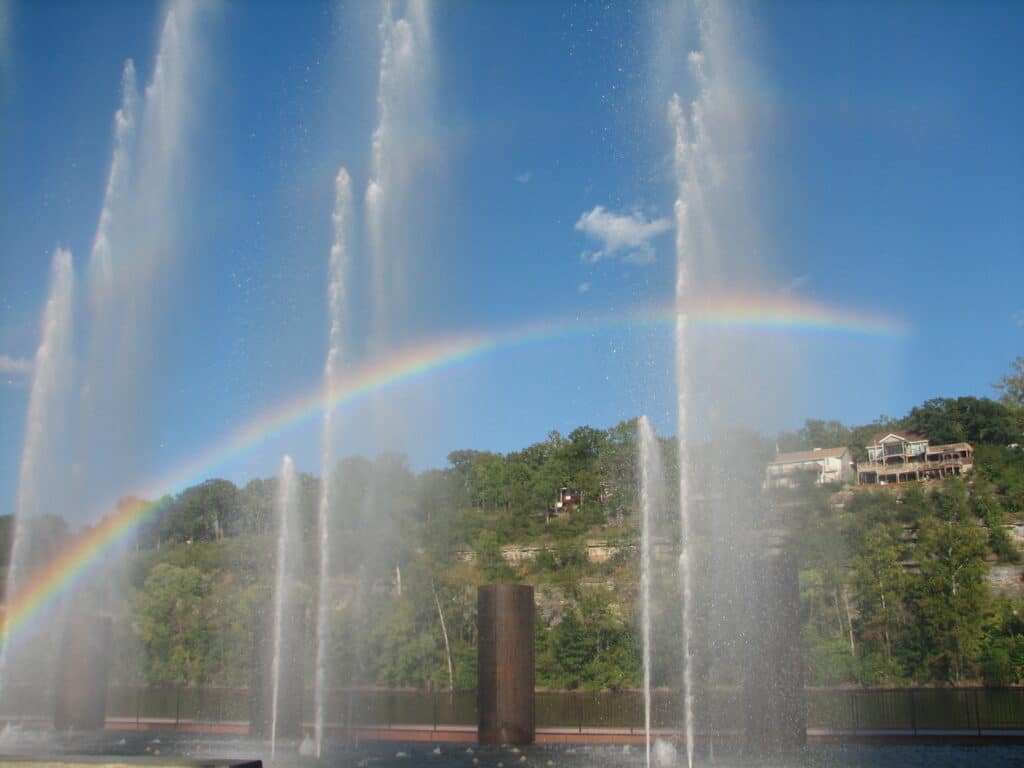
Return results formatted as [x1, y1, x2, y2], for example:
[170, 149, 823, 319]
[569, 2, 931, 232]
[1, 1, 1021, 520]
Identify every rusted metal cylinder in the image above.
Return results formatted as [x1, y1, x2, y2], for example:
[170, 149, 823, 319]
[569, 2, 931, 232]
[477, 584, 535, 745]
[53, 613, 112, 730]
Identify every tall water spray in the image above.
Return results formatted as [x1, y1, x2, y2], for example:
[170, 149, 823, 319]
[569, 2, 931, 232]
[637, 417, 666, 768]
[314, 167, 353, 758]
[76, 1, 202, 519]
[270, 456, 300, 757]
[365, 0, 432, 350]
[2, 3, 202, 721]
[84, 60, 137, 309]
[73, 58, 138, 533]
[349, 0, 435, 672]
[658, 0, 788, 755]
[0, 249, 75, 710]
[670, 90, 696, 768]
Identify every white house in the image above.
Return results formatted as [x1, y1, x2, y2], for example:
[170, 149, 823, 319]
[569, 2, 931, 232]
[766, 447, 855, 489]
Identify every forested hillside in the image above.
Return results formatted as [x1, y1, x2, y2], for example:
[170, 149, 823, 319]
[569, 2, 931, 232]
[3, 360, 1023, 691]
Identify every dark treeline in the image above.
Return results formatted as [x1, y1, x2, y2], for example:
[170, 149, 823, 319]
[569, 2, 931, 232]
[3, 359, 1023, 692]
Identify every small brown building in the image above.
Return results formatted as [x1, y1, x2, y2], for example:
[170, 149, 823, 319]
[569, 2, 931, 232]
[856, 432, 973, 485]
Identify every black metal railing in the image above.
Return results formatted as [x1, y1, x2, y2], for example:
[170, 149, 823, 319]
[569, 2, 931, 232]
[805, 687, 1024, 733]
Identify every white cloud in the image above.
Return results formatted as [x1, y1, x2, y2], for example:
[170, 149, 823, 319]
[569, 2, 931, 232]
[577, 281, 591, 294]
[515, 171, 531, 184]
[0, 354, 33, 376]
[1014, 309, 1024, 328]
[574, 205, 671, 265]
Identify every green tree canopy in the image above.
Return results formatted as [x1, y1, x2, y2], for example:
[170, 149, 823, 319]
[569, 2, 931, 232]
[902, 397, 1019, 446]
[994, 355, 1024, 410]
[134, 563, 212, 685]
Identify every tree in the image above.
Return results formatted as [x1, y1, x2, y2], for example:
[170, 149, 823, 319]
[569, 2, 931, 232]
[912, 483, 989, 683]
[474, 530, 514, 582]
[446, 450, 506, 510]
[799, 419, 852, 451]
[779, 417, 896, 461]
[970, 478, 1019, 563]
[974, 445, 1024, 516]
[901, 397, 1018, 446]
[980, 597, 1024, 686]
[238, 477, 277, 535]
[157, 479, 241, 545]
[134, 563, 212, 685]
[368, 596, 443, 688]
[790, 485, 857, 685]
[205, 578, 259, 686]
[596, 419, 639, 522]
[851, 522, 908, 682]
[994, 356, 1024, 410]
[566, 425, 606, 492]
[552, 609, 592, 689]
[844, 490, 901, 550]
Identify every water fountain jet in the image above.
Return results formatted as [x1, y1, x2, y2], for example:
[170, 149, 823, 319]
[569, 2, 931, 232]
[251, 456, 305, 755]
[637, 416, 665, 768]
[314, 167, 353, 760]
[0, 248, 75, 718]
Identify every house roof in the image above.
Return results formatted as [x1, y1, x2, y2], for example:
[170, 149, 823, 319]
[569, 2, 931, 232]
[770, 447, 851, 465]
[868, 431, 928, 445]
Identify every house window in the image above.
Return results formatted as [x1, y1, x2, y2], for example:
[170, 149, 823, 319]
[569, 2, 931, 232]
[883, 441, 905, 457]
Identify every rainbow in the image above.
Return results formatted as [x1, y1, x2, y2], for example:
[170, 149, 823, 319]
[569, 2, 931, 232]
[1, 292, 907, 646]
[1, 497, 155, 647]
